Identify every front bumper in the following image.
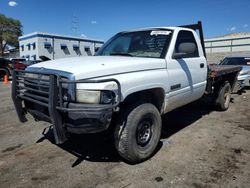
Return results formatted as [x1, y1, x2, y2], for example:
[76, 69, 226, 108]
[11, 70, 121, 144]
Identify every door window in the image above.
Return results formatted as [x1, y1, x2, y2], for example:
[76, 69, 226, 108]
[174, 30, 199, 58]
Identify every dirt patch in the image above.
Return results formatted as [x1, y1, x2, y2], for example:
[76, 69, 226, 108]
[155, 176, 163, 182]
[233, 148, 242, 155]
[1, 144, 23, 153]
[205, 149, 241, 185]
[238, 123, 250, 131]
[31, 176, 51, 181]
[0, 84, 249, 188]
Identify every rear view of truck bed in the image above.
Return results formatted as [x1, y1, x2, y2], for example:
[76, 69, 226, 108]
[204, 64, 241, 112]
[206, 64, 241, 94]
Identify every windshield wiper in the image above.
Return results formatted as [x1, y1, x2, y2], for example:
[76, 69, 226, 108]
[109, 52, 133, 57]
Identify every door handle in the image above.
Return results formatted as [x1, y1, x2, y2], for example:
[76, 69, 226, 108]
[200, 63, 205, 68]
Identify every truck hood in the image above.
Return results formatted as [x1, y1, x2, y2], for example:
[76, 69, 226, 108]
[28, 56, 166, 80]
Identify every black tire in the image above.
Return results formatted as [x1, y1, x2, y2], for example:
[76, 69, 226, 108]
[215, 82, 232, 111]
[114, 103, 162, 163]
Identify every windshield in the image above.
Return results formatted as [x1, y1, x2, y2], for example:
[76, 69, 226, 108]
[97, 30, 172, 58]
[220, 57, 250, 66]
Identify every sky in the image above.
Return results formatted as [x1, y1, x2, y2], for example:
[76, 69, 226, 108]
[1, 0, 250, 41]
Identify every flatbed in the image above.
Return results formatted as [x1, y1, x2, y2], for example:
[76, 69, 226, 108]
[208, 65, 242, 78]
[206, 65, 241, 94]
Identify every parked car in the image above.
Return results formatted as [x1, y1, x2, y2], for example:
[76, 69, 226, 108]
[219, 57, 250, 89]
[13, 60, 41, 70]
[12, 22, 241, 163]
[9, 58, 26, 62]
[0, 58, 12, 81]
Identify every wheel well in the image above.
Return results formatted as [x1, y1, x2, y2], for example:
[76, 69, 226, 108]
[224, 72, 238, 89]
[213, 72, 238, 91]
[121, 88, 165, 113]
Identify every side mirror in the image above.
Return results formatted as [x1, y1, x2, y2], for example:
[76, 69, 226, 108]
[172, 42, 197, 59]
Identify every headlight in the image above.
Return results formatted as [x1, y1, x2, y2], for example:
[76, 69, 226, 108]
[75, 82, 118, 104]
[100, 90, 115, 104]
[239, 70, 250, 76]
[76, 90, 116, 104]
[76, 90, 101, 104]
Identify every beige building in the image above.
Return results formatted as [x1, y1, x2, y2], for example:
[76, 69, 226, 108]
[205, 33, 250, 64]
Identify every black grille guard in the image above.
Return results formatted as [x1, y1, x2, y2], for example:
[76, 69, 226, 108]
[11, 69, 121, 144]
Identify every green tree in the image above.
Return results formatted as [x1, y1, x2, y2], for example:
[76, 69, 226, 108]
[0, 14, 22, 56]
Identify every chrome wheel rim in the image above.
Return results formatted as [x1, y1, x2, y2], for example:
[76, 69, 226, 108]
[136, 119, 152, 146]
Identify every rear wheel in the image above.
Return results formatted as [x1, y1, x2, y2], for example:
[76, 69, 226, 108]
[114, 103, 162, 163]
[215, 82, 231, 111]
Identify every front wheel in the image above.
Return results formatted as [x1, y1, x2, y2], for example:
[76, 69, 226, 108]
[114, 103, 162, 163]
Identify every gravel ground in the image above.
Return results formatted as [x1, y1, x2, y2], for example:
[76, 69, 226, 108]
[0, 82, 249, 188]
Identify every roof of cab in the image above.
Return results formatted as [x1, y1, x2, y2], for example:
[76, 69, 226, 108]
[122, 26, 194, 33]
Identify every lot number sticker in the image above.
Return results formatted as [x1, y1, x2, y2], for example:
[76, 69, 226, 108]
[150, 31, 172, 36]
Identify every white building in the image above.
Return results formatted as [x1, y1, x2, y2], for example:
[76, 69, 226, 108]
[205, 33, 250, 64]
[205, 32, 250, 53]
[19, 32, 104, 61]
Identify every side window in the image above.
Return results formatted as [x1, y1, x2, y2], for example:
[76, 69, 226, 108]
[226, 58, 246, 65]
[174, 30, 199, 58]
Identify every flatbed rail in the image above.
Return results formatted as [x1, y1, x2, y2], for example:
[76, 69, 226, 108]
[208, 65, 242, 78]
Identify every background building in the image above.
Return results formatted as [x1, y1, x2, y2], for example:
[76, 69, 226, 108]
[205, 33, 250, 64]
[19, 32, 104, 61]
[2, 48, 19, 59]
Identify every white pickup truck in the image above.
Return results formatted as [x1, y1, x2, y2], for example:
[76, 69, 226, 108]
[12, 22, 241, 163]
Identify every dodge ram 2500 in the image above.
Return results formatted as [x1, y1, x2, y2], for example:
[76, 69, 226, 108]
[12, 22, 241, 163]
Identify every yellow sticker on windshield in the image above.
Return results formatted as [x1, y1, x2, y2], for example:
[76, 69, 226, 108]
[150, 31, 171, 36]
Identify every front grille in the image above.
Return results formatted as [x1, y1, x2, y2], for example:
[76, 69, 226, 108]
[16, 71, 51, 107]
[13, 70, 121, 112]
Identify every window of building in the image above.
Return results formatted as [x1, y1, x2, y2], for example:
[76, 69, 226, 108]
[174, 30, 199, 58]
[44, 42, 52, 49]
[85, 46, 90, 52]
[32, 42, 36, 50]
[95, 47, 100, 52]
[27, 44, 31, 50]
[20, 45, 24, 51]
[85, 46, 92, 56]
[61, 43, 67, 50]
[73, 44, 79, 51]
[32, 55, 36, 60]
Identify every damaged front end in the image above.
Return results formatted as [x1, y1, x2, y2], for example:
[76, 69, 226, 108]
[11, 69, 121, 144]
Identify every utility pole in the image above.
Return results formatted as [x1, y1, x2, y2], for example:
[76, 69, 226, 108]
[71, 15, 79, 36]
